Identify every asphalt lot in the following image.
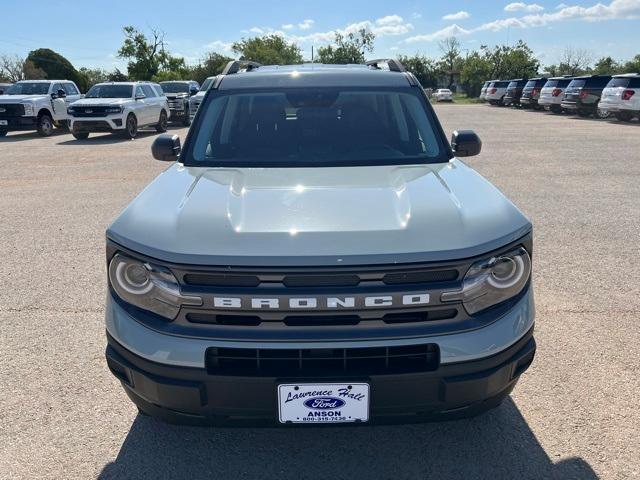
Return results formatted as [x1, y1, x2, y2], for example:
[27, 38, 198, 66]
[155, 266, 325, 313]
[0, 105, 638, 480]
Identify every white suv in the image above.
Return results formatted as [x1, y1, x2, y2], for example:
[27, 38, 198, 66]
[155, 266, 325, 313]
[598, 73, 640, 121]
[68, 82, 170, 140]
[188, 76, 216, 121]
[485, 80, 510, 105]
[0, 80, 83, 137]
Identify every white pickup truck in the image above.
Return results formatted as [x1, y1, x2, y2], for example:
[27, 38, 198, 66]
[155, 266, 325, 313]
[0, 80, 83, 137]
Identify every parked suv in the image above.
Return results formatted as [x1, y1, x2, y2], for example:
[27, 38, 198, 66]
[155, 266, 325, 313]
[561, 75, 612, 117]
[503, 79, 528, 107]
[0, 83, 11, 95]
[104, 59, 535, 425]
[538, 76, 573, 113]
[598, 73, 640, 121]
[68, 82, 170, 139]
[520, 77, 548, 109]
[160, 80, 199, 126]
[485, 80, 510, 105]
[0, 80, 82, 137]
[189, 76, 216, 121]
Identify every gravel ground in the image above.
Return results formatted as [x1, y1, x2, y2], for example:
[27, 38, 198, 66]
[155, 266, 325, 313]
[0, 105, 638, 480]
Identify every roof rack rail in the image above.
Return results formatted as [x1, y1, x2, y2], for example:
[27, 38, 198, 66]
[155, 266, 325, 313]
[221, 60, 262, 75]
[365, 58, 406, 72]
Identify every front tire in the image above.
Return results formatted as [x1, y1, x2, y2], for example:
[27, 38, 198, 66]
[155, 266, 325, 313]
[37, 114, 54, 137]
[0, 129, 7, 137]
[155, 110, 168, 133]
[121, 114, 138, 139]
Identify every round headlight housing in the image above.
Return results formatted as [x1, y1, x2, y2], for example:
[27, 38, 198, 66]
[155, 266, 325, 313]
[108, 253, 202, 319]
[441, 247, 531, 315]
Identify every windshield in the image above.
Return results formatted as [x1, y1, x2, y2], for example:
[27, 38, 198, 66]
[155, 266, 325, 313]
[5, 82, 51, 95]
[185, 87, 446, 167]
[161, 82, 189, 93]
[85, 84, 132, 98]
[200, 78, 214, 91]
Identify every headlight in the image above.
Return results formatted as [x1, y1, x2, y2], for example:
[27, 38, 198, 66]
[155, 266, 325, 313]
[105, 106, 123, 114]
[108, 253, 202, 319]
[23, 103, 35, 116]
[441, 247, 531, 314]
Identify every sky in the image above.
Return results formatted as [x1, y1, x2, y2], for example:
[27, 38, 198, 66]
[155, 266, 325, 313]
[1, 0, 639, 71]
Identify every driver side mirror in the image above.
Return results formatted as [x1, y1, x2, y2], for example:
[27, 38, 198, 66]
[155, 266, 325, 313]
[135, 93, 146, 100]
[189, 88, 198, 96]
[451, 130, 482, 157]
[152, 134, 181, 161]
[52, 89, 67, 99]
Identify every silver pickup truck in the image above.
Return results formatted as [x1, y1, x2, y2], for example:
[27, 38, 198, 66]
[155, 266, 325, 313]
[104, 60, 535, 425]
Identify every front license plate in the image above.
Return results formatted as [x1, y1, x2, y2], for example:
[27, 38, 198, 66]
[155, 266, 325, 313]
[278, 383, 369, 424]
[0, 120, 8, 125]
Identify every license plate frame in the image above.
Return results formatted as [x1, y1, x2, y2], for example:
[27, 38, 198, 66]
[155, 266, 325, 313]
[277, 383, 370, 424]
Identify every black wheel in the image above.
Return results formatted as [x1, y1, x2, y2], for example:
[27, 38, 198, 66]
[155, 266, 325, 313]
[596, 108, 611, 119]
[56, 120, 70, 130]
[72, 131, 89, 140]
[122, 114, 138, 139]
[37, 114, 54, 137]
[0, 129, 7, 137]
[155, 110, 168, 132]
[550, 106, 562, 114]
[615, 111, 633, 122]
[182, 104, 191, 126]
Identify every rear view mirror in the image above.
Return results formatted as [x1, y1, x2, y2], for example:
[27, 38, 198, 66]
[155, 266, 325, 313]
[152, 134, 181, 161]
[451, 130, 482, 157]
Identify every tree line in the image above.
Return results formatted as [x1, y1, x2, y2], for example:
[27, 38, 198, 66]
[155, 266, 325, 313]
[1, 26, 639, 96]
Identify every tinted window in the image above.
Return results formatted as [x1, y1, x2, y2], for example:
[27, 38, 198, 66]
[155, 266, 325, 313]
[63, 83, 79, 95]
[135, 86, 144, 97]
[629, 78, 640, 88]
[200, 77, 214, 91]
[568, 79, 586, 89]
[606, 78, 631, 88]
[187, 88, 446, 167]
[496, 81, 510, 87]
[161, 82, 190, 93]
[52, 83, 63, 94]
[153, 85, 164, 96]
[507, 82, 518, 88]
[5, 82, 51, 95]
[557, 79, 572, 88]
[141, 85, 156, 97]
[86, 84, 133, 98]
[587, 77, 611, 88]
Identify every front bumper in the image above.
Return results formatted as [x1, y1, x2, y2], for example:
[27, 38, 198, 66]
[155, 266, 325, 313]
[71, 116, 124, 132]
[105, 289, 535, 424]
[0, 116, 37, 131]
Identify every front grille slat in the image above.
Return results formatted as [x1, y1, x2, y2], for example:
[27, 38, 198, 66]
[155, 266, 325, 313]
[0, 104, 25, 117]
[206, 343, 440, 376]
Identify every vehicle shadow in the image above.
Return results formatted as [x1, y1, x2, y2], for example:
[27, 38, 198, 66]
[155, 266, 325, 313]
[56, 130, 160, 145]
[0, 129, 69, 142]
[98, 398, 598, 480]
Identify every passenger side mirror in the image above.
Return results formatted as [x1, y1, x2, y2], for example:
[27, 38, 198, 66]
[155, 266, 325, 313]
[51, 89, 66, 99]
[152, 134, 181, 161]
[189, 88, 198, 96]
[451, 130, 482, 157]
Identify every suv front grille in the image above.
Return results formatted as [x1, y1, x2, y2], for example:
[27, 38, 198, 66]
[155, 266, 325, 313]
[0, 104, 25, 117]
[205, 343, 440, 376]
[71, 106, 111, 117]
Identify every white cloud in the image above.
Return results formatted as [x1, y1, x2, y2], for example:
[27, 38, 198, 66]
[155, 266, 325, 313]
[411, 12, 422, 19]
[505, 2, 545, 12]
[556, 3, 569, 8]
[298, 19, 315, 30]
[207, 40, 233, 53]
[248, 27, 264, 34]
[405, 24, 471, 42]
[281, 24, 295, 30]
[443, 11, 471, 20]
[291, 15, 413, 43]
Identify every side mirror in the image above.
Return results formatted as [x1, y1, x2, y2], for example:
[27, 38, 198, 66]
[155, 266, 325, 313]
[190, 88, 198, 96]
[57, 89, 67, 98]
[152, 134, 181, 161]
[451, 130, 482, 157]
[135, 93, 146, 100]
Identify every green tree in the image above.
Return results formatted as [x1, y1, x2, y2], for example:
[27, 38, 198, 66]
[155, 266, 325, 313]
[482, 41, 539, 80]
[397, 54, 439, 88]
[592, 56, 622, 75]
[232, 35, 302, 65]
[117, 26, 186, 80]
[316, 29, 375, 64]
[78, 67, 109, 89]
[188, 52, 233, 84]
[545, 47, 592, 76]
[460, 51, 493, 97]
[0, 55, 46, 82]
[623, 54, 640, 73]
[26, 48, 84, 88]
[107, 68, 129, 82]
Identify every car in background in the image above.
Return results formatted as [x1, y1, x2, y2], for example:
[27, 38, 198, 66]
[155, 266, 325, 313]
[433, 88, 453, 102]
[485, 80, 510, 105]
[504, 79, 528, 107]
[68, 81, 170, 140]
[538, 76, 573, 113]
[0, 83, 11, 95]
[189, 76, 216, 121]
[160, 80, 199, 126]
[0, 79, 83, 137]
[561, 75, 612, 118]
[520, 77, 548, 109]
[598, 73, 640, 121]
[480, 81, 496, 100]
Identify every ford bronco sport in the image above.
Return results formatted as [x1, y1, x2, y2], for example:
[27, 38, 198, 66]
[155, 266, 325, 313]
[105, 60, 535, 425]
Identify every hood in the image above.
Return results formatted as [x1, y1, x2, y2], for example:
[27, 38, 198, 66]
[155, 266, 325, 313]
[71, 98, 130, 106]
[0, 94, 48, 103]
[107, 160, 531, 266]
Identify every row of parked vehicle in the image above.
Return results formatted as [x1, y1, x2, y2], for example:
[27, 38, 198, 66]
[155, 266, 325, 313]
[480, 73, 640, 120]
[0, 78, 212, 139]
